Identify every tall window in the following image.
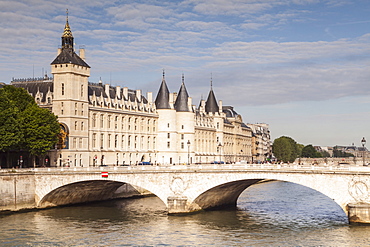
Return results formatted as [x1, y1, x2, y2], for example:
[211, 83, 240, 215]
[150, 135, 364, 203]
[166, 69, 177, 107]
[92, 114, 96, 128]
[93, 133, 96, 148]
[100, 134, 104, 149]
[81, 84, 83, 97]
[61, 83, 65, 95]
[115, 135, 118, 148]
[100, 114, 104, 128]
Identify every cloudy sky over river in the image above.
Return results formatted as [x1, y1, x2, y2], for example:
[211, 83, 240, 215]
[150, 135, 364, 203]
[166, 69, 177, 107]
[1, 0, 369, 146]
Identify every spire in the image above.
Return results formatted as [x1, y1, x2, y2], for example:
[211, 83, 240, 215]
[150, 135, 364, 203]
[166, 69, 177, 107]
[62, 9, 74, 50]
[205, 78, 219, 114]
[174, 74, 190, 112]
[155, 70, 170, 109]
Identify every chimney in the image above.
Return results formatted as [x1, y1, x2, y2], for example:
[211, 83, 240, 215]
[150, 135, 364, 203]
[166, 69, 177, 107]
[79, 48, 85, 60]
[136, 89, 142, 102]
[123, 87, 128, 100]
[147, 92, 153, 103]
[116, 86, 121, 99]
[105, 84, 110, 98]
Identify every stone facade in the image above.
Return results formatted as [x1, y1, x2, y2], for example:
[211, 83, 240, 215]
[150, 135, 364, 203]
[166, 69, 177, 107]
[10, 17, 271, 167]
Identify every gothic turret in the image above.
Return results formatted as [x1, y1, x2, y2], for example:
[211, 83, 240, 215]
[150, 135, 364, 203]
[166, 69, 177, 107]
[174, 74, 190, 112]
[205, 80, 219, 114]
[155, 71, 171, 109]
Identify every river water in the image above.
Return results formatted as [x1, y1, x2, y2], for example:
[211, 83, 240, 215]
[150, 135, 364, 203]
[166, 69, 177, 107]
[1, 181, 370, 246]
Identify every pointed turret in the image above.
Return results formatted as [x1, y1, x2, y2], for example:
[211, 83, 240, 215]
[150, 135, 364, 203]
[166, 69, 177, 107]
[205, 79, 219, 114]
[155, 70, 171, 109]
[174, 74, 190, 112]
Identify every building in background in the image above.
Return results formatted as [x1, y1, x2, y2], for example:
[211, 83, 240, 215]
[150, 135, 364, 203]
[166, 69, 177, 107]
[10, 17, 271, 167]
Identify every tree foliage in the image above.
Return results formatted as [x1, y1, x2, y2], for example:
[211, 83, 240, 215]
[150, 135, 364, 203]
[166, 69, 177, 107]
[272, 136, 299, 163]
[0, 85, 59, 156]
[301, 144, 322, 158]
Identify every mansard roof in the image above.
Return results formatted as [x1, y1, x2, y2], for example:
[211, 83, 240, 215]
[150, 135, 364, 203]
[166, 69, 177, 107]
[11, 78, 53, 103]
[87, 82, 148, 103]
[155, 75, 170, 109]
[205, 89, 219, 114]
[51, 48, 90, 68]
[223, 106, 238, 118]
[174, 77, 190, 112]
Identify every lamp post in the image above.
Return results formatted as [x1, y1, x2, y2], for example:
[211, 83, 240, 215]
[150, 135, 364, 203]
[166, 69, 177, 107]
[361, 137, 366, 166]
[218, 142, 222, 164]
[187, 140, 191, 165]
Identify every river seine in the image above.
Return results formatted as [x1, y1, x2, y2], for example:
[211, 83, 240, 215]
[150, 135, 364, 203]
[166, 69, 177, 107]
[1, 181, 370, 246]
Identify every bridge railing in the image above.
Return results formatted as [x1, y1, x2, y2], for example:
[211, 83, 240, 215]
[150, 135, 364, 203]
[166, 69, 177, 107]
[1, 163, 370, 173]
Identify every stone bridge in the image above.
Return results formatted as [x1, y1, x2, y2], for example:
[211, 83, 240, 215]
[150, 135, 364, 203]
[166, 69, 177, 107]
[2, 164, 370, 223]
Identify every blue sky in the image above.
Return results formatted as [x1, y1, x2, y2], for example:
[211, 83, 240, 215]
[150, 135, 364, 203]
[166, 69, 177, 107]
[1, 0, 370, 147]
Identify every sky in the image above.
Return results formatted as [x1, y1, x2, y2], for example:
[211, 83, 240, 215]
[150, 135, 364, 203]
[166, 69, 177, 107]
[0, 0, 370, 147]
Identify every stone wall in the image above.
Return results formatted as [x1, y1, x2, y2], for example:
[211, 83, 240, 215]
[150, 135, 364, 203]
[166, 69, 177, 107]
[0, 173, 36, 211]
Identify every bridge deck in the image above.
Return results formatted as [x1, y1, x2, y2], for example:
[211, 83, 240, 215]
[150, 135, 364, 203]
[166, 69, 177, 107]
[2, 163, 370, 174]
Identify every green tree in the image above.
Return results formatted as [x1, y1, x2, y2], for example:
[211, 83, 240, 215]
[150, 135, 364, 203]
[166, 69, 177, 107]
[301, 144, 322, 158]
[272, 136, 299, 163]
[0, 85, 60, 167]
[21, 104, 60, 156]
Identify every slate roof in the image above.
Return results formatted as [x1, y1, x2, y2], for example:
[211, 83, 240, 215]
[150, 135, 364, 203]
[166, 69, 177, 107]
[155, 76, 170, 109]
[174, 82, 190, 112]
[205, 89, 219, 114]
[51, 48, 90, 68]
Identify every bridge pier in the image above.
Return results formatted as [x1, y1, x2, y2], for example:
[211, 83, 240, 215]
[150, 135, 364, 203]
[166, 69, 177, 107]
[167, 196, 201, 214]
[348, 203, 370, 224]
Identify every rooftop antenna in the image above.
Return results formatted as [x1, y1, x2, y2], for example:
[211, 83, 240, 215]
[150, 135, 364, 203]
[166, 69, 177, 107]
[210, 72, 213, 89]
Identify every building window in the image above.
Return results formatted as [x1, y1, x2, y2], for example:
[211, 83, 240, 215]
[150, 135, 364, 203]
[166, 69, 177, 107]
[100, 114, 104, 128]
[181, 134, 184, 140]
[115, 116, 118, 129]
[108, 115, 111, 129]
[61, 83, 64, 95]
[167, 142, 170, 148]
[79, 138, 82, 149]
[121, 135, 125, 149]
[134, 136, 138, 149]
[128, 135, 131, 148]
[93, 133, 96, 148]
[81, 84, 83, 97]
[92, 114, 96, 128]
[81, 122, 84, 131]
[182, 125, 184, 129]
[115, 135, 118, 148]
[167, 133, 170, 139]
[181, 142, 184, 149]
[100, 134, 104, 149]
[74, 121, 78, 130]
[75, 103, 78, 115]
[108, 134, 111, 148]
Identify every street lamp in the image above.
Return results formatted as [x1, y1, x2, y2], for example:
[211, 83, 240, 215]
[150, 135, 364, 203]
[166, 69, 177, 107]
[187, 140, 191, 165]
[361, 137, 366, 166]
[218, 142, 222, 164]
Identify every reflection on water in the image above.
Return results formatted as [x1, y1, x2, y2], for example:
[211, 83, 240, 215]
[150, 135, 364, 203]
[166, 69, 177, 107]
[1, 181, 370, 246]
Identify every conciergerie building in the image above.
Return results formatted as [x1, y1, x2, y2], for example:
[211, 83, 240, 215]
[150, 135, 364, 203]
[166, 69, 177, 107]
[11, 17, 271, 167]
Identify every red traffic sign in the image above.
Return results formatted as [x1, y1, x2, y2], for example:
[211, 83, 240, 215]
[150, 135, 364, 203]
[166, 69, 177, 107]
[101, 171, 108, 178]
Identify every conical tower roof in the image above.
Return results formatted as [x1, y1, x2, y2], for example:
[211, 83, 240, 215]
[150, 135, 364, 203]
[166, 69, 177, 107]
[155, 71, 171, 109]
[174, 74, 190, 112]
[205, 79, 219, 114]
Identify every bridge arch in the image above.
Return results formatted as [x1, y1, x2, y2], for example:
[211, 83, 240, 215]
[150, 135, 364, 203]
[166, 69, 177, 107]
[179, 172, 353, 216]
